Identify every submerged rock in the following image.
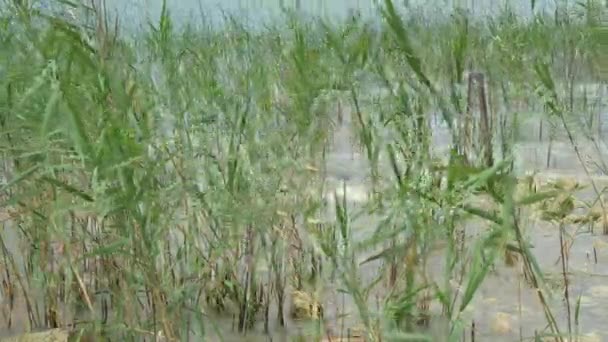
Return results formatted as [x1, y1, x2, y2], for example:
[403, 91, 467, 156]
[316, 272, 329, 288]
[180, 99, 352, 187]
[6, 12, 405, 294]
[0, 329, 69, 342]
[490, 312, 512, 335]
[588, 285, 608, 299]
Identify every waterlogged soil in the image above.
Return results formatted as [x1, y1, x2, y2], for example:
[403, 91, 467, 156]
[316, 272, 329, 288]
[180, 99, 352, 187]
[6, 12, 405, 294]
[3, 103, 608, 341]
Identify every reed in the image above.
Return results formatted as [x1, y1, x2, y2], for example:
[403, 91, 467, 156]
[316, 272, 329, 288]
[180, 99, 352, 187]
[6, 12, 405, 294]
[0, 0, 607, 341]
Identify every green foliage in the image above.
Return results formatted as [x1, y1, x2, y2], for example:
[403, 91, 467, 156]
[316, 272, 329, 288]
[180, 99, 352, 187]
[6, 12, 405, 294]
[0, 0, 600, 341]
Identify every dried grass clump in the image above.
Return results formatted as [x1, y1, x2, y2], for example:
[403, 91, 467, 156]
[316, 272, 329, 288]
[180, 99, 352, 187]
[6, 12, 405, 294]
[547, 177, 581, 192]
[536, 176, 585, 222]
[290, 290, 323, 320]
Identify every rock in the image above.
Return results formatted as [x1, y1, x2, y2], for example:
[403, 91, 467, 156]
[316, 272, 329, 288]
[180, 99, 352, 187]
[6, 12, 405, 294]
[551, 177, 580, 192]
[578, 332, 603, 342]
[321, 324, 368, 341]
[321, 337, 365, 342]
[588, 285, 608, 299]
[0, 329, 69, 342]
[490, 312, 512, 335]
[540, 332, 604, 342]
[482, 297, 498, 305]
[593, 238, 608, 250]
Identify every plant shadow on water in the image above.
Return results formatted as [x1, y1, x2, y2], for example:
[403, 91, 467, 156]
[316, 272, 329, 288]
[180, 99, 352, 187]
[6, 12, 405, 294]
[2, 0, 608, 341]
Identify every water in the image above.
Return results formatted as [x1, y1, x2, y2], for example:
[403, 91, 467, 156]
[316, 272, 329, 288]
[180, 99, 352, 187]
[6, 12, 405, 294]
[172, 96, 608, 341]
[3, 1, 608, 340]
[317, 98, 608, 341]
[1, 85, 607, 342]
[33, 0, 566, 33]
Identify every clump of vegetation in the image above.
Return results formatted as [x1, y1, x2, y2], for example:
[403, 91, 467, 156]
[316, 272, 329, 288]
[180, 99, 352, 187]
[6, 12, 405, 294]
[0, 0, 608, 341]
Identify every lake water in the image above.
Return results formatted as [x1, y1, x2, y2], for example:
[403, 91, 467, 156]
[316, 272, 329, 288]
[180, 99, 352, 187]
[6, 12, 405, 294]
[2, 1, 608, 340]
[35, 0, 564, 32]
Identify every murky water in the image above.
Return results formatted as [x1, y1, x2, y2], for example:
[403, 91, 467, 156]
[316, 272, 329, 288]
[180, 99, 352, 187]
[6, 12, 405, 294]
[1, 0, 608, 330]
[327, 102, 608, 340]
[175, 91, 608, 341]
[4, 87, 608, 341]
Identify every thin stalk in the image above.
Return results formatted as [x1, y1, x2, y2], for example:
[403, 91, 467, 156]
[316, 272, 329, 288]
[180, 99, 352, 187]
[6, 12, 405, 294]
[558, 220, 572, 340]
